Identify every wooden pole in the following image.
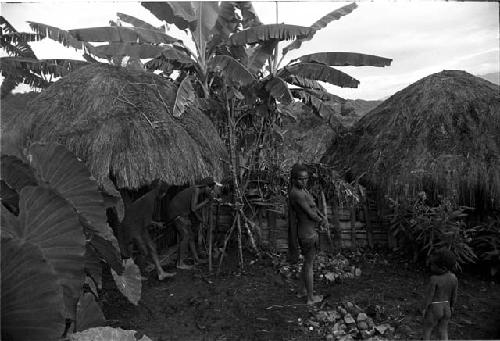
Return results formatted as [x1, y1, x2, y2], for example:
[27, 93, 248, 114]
[363, 197, 374, 248]
[350, 200, 357, 248]
[320, 190, 334, 252]
[208, 203, 214, 272]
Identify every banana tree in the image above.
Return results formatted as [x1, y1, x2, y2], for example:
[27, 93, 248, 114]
[0, 16, 89, 97]
[228, 2, 392, 119]
[141, 1, 262, 116]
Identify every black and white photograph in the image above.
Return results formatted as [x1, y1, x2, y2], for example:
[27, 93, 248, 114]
[1, 0, 499, 340]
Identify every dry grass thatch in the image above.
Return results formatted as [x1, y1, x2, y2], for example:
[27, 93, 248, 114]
[11, 64, 227, 189]
[322, 70, 500, 210]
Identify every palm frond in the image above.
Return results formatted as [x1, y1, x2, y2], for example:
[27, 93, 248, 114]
[283, 63, 359, 88]
[265, 76, 293, 105]
[209, 55, 254, 86]
[282, 3, 358, 57]
[141, 2, 196, 31]
[173, 76, 195, 117]
[295, 52, 392, 67]
[228, 24, 312, 46]
[116, 12, 162, 31]
[69, 26, 179, 44]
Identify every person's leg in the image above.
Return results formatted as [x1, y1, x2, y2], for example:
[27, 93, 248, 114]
[175, 218, 193, 270]
[423, 303, 443, 340]
[303, 237, 322, 305]
[437, 304, 451, 340]
[143, 229, 175, 280]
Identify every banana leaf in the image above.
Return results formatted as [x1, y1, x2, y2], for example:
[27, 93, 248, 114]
[283, 63, 359, 88]
[296, 52, 392, 67]
[228, 24, 312, 46]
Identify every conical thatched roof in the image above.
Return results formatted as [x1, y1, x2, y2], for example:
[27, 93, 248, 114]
[14, 64, 227, 189]
[322, 70, 500, 210]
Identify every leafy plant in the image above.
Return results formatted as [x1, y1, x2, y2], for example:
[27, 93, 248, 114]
[386, 192, 477, 267]
[469, 215, 500, 276]
[0, 142, 139, 340]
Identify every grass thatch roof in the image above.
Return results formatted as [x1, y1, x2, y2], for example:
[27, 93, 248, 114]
[322, 70, 500, 210]
[12, 64, 227, 189]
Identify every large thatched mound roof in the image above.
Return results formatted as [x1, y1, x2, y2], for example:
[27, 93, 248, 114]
[14, 64, 227, 189]
[322, 70, 500, 210]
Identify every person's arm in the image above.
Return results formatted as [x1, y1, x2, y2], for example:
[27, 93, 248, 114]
[291, 191, 323, 223]
[190, 187, 210, 220]
[450, 277, 458, 310]
[423, 276, 436, 316]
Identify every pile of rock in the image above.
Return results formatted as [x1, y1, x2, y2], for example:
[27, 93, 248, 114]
[277, 252, 361, 283]
[298, 301, 396, 341]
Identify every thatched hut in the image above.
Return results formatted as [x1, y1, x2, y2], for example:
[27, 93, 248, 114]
[322, 70, 500, 211]
[12, 64, 227, 189]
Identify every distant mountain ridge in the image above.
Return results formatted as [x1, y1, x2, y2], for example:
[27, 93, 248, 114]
[478, 72, 500, 85]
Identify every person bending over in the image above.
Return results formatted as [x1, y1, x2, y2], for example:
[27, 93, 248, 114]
[120, 181, 176, 281]
[167, 177, 219, 270]
[422, 248, 458, 340]
[288, 164, 328, 305]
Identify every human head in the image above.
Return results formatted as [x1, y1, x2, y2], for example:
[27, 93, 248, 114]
[291, 164, 309, 189]
[429, 248, 457, 274]
[196, 177, 221, 195]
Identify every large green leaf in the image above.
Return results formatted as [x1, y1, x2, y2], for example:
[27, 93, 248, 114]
[28, 143, 124, 274]
[228, 24, 312, 46]
[209, 55, 255, 87]
[28, 21, 95, 53]
[296, 52, 392, 67]
[70, 327, 152, 341]
[285, 74, 325, 90]
[0, 180, 20, 214]
[292, 88, 346, 103]
[116, 12, 162, 31]
[11, 186, 86, 318]
[192, 2, 220, 48]
[1, 238, 66, 341]
[141, 2, 196, 31]
[265, 76, 293, 105]
[283, 63, 359, 88]
[282, 3, 358, 56]
[84, 244, 103, 290]
[111, 258, 142, 306]
[291, 89, 341, 118]
[92, 42, 166, 59]
[0, 154, 38, 192]
[173, 76, 195, 118]
[0, 57, 89, 79]
[0, 32, 38, 59]
[75, 292, 106, 332]
[69, 26, 178, 44]
[145, 46, 195, 72]
[246, 40, 276, 74]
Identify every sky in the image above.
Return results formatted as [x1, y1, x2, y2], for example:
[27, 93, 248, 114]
[1, 0, 499, 100]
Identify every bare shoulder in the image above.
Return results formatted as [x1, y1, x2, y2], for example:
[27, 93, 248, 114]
[289, 188, 304, 200]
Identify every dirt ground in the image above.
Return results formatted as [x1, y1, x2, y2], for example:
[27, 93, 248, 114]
[102, 249, 500, 341]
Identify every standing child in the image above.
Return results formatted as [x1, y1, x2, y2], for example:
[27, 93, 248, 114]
[422, 248, 458, 340]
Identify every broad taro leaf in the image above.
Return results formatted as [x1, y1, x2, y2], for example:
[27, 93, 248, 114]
[70, 327, 152, 341]
[209, 55, 255, 87]
[84, 244, 103, 290]
[0, 180, 20, 214]
[296, 52, 392, 67]
[111, 258, 142, 305]
[173, 76, 195, 118]
[141, 2, 196, 31]
[0, 154, 38, 192]
[228, 24, 312, 46]
[69, 27, 179, 44]
[265, 76, 293, 105]
[88, 234, 123, 276]
[1, 238, 66, 341]
[28, 142, 123, 274]
[282, 63, 359, 88]
[9, 186, 86, 319]
[76, 292, 106, 332]
[99, 177, 124, 222]
[1, 202, 19, 237]
[282, 3, 358, 57]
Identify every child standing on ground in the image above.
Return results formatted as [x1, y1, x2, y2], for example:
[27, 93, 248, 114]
[422, 248, 458, 340]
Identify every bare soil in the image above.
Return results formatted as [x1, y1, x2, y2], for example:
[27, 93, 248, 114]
[102, 250, 500, 341]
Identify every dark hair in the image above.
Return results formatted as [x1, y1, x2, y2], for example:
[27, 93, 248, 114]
[431, 248, 457, 272]
[290, 163, 308, 179]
